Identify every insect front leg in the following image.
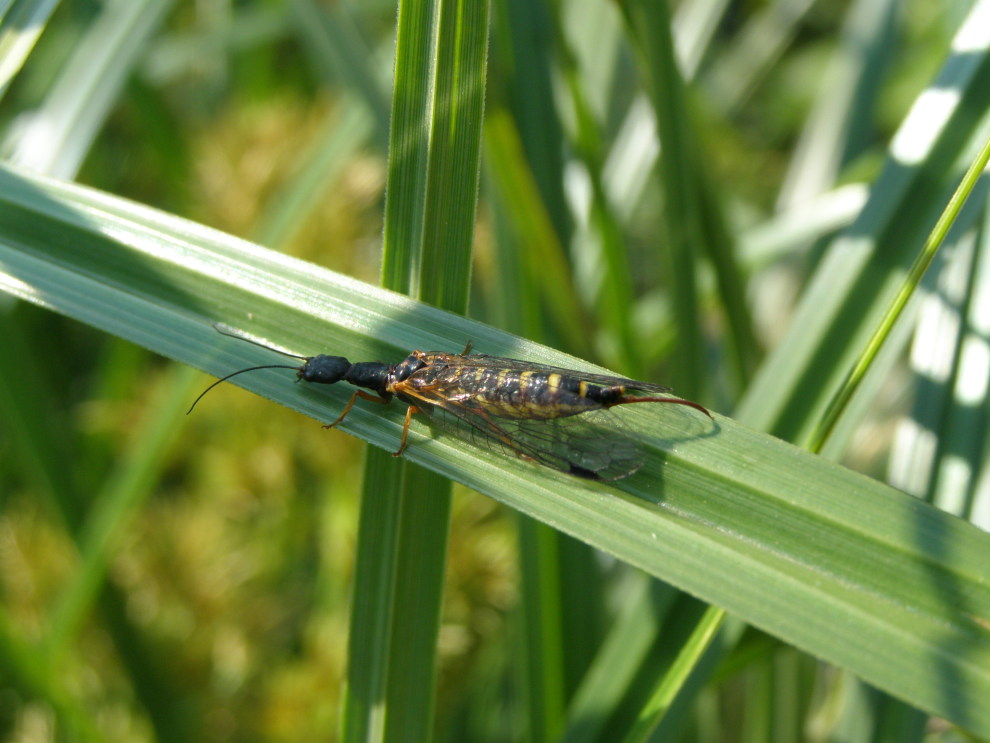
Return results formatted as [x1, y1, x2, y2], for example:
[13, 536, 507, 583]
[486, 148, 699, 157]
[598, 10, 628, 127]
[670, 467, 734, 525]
[324, 390, 389, 429]
[393, 405, 422, 456]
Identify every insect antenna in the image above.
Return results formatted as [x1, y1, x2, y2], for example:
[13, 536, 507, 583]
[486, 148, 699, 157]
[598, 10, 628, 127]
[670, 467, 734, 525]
[189, 325, 315, 414]
[187, 364, 303, 414]
[211, 323, 309, 361]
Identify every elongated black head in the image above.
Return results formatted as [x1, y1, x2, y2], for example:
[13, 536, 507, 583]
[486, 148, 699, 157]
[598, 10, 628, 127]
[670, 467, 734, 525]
[297, 355, 352, 384]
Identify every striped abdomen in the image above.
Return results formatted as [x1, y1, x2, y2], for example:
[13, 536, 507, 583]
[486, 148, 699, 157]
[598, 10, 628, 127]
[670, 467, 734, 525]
[420, 366, 626, 420]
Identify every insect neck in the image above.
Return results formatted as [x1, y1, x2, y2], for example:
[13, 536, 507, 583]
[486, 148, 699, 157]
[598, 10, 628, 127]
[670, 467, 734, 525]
[345, 361, 393, 394]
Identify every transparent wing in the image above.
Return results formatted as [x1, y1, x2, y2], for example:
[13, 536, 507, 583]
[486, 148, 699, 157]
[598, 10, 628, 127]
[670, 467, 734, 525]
[407, 387, 646, 480]
[424, 353, 673, 395]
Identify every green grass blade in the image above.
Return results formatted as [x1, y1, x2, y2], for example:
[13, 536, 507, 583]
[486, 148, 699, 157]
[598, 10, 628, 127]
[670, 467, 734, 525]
[0, 0, 59, 100]
[623, 602, 724, 743]
[344, 0, 489, 740]
[516, 517, 568, 743]
[290, 0, 391, 146]
[559, 577, 665, 743]
[418, 0, 488, 312]
[42, 364, 199, 660]
[777, 0, 899, 208]
[0, 609, 107, 743]
[342, 454, 405, 742]
[561, 586, 739, 743]
[617, 0, 758, 395]
[616, 0, 702, 394]
[889, 211, 990, 523]
[3, 0, 173, 177]
[549, 1, 639, 373]
[383, 466, 454, 743]
[379, 0, 436, 292]
[482, 109, 593, 355]
[343, 0, 439, 737]
[736, 4, 990, 442]
[808, 134, 990, 452]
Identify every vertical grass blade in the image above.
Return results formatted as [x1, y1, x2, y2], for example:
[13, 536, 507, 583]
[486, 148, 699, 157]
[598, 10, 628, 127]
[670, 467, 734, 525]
[343, 1, 489, 741]
[342, 2, 440, 739]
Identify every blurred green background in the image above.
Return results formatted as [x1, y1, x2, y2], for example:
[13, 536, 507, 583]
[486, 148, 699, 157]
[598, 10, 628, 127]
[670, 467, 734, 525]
[1, 0, 989, 741]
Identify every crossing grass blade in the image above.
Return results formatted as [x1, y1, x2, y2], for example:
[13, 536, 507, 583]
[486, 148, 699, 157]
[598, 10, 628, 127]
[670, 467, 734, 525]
[2, 162, 990, 735]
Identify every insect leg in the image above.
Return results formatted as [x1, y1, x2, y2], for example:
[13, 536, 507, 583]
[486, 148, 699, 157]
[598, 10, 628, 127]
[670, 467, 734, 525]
[323, 390, 389, 429]
[460, 340, 473, 355]
[393, 405, 422, 456]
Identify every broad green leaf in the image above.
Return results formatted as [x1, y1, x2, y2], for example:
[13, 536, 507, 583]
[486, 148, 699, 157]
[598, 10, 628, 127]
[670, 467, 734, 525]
[2, 164, 989, 735]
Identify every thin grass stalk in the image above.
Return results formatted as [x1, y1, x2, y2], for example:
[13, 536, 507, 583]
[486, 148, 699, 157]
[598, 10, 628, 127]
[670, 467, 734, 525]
[807, 134, 990, 452]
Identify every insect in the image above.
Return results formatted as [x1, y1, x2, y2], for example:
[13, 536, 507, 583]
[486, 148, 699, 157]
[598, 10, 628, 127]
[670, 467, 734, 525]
[189, 328, 712, 481]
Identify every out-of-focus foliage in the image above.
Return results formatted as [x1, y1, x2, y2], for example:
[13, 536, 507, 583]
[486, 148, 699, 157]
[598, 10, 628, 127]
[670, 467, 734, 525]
[0, 0, 988, 741]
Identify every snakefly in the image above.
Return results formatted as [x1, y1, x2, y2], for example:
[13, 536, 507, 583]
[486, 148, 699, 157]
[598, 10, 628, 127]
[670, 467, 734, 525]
[189, 327, 712, 481]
